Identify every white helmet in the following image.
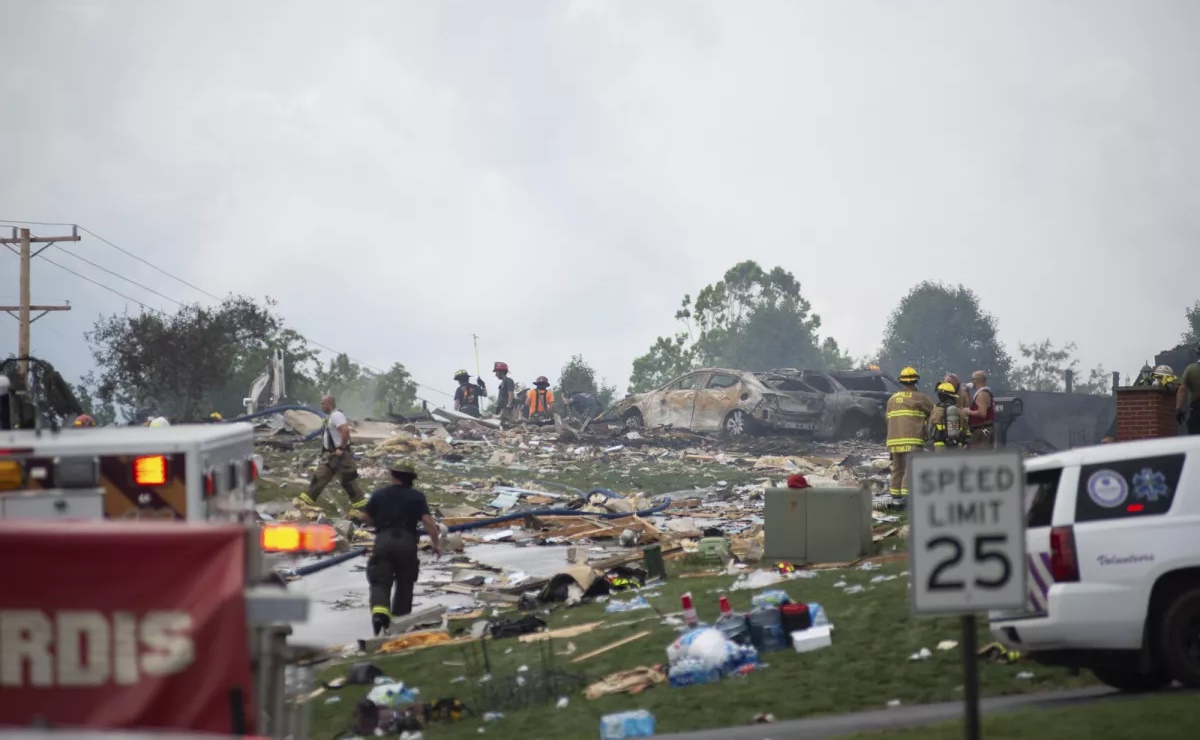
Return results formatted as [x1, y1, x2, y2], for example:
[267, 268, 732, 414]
[148, 416, 171, 428]
[1153, 365, 1174, 377]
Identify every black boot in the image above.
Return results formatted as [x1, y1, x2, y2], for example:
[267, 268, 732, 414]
[372, 613, 391, 636]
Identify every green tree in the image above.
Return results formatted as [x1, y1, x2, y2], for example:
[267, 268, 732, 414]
[1073, 365, 1113, 396]
[629, 261, 847, 391]
[1011, 339, 1076, 391]
[1184, 300, 1200, 345]
[373, 362, 420, 416]
[878, 282, 1013, 390]
[208, 328, 322, 415]
[0, 356, 82, 427]
[314, 354, 419, 418]
[86, 296, 280, 421]
[1011, 339, 1110, 395]
[74, 381, 117, 426]
[629, 333, 695, 393]
[559, 355, 618, 408]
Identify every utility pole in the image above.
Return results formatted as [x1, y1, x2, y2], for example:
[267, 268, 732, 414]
[0, 226, 80, 384]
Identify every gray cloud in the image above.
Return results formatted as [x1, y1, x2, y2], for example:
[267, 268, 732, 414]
[2, 0, 1197, 401]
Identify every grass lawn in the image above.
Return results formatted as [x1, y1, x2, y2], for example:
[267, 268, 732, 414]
[839, 691, 1198, 739]
[255, 447, 773, 511]
[306, 559, 1095, 739]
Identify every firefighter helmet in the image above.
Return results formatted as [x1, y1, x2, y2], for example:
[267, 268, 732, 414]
[454, 369, 470, 381]
[209, 411, 223, 422]
[534, 376, 550, 386]
[389, 460, 418, 478]
[899, 366, 920, 383]
[73, 414, 96, 427]
[148, 416, 171, 428]
[493, 361, 509, 373]
[936, 382, 957, 398]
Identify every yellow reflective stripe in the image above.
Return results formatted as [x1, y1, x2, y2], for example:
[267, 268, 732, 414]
[350, 498, 368, 509]
[887, 409, 927, 418]
[371, 606, 391, 616]
[887, 438, 925, 446]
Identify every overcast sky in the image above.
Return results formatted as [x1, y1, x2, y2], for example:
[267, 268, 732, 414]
[2, 0, 1197, 406]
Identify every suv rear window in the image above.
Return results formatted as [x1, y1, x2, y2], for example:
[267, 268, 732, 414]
[1075, 453, 1185, 523]
[1026, 468, 1062, 527]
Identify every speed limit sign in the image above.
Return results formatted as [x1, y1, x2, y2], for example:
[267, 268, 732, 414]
[909, 449, 1027, 615]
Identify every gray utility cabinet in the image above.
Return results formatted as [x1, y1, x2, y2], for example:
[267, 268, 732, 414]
[763, 487, 873, 565]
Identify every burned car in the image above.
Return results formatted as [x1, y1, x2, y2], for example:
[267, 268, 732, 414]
[608, 368, 887, 439]
[769, 369, 897, 439]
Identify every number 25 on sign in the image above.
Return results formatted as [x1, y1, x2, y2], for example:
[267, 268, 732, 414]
[909, 449, 1027, 614]
[908, 449, 1027, 740]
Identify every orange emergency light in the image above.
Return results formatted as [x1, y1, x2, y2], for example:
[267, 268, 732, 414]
[0, 460, 21, 490]
[260, 524, 337, 553]
[132, 455, 168, 486]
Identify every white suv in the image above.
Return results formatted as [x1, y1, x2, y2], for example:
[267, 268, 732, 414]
[989, 435, 1200, 691]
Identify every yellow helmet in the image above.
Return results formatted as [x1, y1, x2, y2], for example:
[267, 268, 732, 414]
[209, 412, 223, 422]
[899, 366, 920, 383]
[936, 382, 956, 396]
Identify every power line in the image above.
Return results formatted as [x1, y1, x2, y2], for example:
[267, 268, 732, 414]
[0, 218, 453, 397]
[55, 249, 183, 306]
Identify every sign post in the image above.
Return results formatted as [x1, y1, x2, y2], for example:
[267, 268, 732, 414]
[909, 449, 1027, 740]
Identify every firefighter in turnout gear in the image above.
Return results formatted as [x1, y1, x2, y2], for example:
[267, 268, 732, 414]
[927, 382, 965, 450]
[453, 369, 487, 418]
[301, 394, 367, 509]
[886, 366, 934, 498]
[362, 461, 442, 636]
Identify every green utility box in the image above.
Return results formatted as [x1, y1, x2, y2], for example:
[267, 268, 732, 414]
[762, 487, 874, 565]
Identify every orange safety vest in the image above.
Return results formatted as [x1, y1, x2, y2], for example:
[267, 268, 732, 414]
[528, 388, 554, 414]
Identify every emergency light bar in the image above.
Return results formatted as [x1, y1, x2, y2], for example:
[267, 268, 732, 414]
[260, 523, 337, 553]
[133, 454, 168, 486]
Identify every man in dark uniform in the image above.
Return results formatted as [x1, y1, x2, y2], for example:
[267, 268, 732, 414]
[362, 461, 442, 636]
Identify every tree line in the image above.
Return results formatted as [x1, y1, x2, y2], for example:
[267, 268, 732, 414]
[15, 267, 1193, 426]
[628, 260, 1200, 396]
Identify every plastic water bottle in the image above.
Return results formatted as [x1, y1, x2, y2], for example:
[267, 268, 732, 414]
[668, 658, 720, 687]
[748, 606, 786, 652]
[599, 708, 657, 738]
[714, 596, 751, 646]
[681, 592, 699, 628]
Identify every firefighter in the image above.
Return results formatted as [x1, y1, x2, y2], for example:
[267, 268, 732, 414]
[527, 376, 555, 418]
[1177, 344, 1200, 435]
[452, 369, 486, 418]
[966, 370, 996, 449]
[944, 372, 970, 411]
[362, 461, 442, 636]
[72, 414, 96, 428]
[492, 362, 518, 423]
[886, 366, 934, 498]
[208, 412, 223, 423]
[927, 382, 964, 451]
[300, 394, 366, 509]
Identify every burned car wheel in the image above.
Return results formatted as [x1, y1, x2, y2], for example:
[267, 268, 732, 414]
[723, 410, 751, 438]
[622, 410, 644, 431]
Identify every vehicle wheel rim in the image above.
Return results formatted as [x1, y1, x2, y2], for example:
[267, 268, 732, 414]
[727, 412, 744, 436]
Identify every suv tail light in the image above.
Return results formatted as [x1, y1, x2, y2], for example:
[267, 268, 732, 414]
[1050, 525, 1079, 582]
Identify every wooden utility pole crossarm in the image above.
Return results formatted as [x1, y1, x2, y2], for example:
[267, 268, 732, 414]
[0, 226, 81, 383]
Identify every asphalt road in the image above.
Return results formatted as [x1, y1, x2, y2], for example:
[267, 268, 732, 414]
[657, 686, 1176, 740]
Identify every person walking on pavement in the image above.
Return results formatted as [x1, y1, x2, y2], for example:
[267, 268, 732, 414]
[300, 394, 366, 509]
[362, 461, 442, 636]
[886, 366, 934, 499]
[492, 362, 518, 423]
[453, 369, 487, 418]
[1176, 343, 1200, 435]
[966, 370, 996, 448]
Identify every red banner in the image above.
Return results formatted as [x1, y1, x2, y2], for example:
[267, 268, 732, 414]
[0, 520, 254, 733]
